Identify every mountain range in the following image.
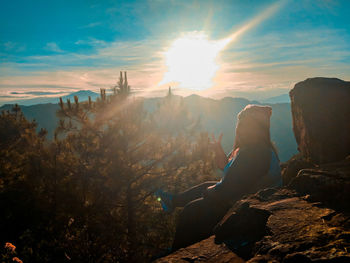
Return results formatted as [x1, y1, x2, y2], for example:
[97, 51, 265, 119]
[0, 90, 291, 107]
[261, 94, 290, 104]
[0, 92, 297, 162]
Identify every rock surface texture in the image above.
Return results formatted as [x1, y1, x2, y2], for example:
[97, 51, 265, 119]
[289, 156, 350, 213]
[156, 78, 350, 262]
[156, 189, 350, 262]
[289, 77, 350, 164]
[154, 236, 245, 263]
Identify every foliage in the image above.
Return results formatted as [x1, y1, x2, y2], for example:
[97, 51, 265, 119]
[0, 73, 216, 262]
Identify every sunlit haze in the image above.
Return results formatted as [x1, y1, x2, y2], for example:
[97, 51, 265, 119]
[1, 0, 350, 104]
[161, 32, 226, 90]
[160, 1, 284, 91]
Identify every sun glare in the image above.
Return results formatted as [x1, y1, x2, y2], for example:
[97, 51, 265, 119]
[161, 32, 226, 90]
[158, 1, 285, 92]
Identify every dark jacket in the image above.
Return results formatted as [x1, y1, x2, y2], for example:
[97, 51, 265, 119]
[209, 144, 280, 203]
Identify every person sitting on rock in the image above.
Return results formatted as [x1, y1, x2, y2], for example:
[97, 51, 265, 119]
[155, 104, 282, 250]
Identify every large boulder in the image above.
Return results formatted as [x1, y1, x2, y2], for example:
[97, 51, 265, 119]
[289, 77, 350, 164]
[281, 153, 315, 185]
[289, 156, 350, 213]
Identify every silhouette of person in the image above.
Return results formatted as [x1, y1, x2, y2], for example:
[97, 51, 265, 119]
[155, 104, 282, 250]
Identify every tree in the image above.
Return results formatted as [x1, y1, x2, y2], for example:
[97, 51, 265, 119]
[167, 86, 172, 97]
[0, 73, 216, 262]
[56, 72, 216, 261]
[0, 106, 63, 262]
[112, 71, 130, 97]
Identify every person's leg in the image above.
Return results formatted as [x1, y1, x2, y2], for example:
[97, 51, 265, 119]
[171, 197, 228, 251]
[173, 181, 217, 208]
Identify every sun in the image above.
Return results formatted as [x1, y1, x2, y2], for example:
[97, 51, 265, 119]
[158, 2, 284, 92]
[160, 32, 227, 90]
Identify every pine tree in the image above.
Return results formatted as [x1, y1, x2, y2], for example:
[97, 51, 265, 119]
[112, 71, 131, 97]
[0, 74, 216, 262]
[55, 74, 216, 261]
[167, 86, 172, 97]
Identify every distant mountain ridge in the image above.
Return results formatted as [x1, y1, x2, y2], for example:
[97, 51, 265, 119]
[0, 94, 297, 162]
[261, 94, 290, 104]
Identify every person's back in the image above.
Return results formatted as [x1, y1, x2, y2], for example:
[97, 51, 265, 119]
[208, 144, 277, 203]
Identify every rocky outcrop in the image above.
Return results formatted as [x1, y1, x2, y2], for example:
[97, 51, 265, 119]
[241, 189, 350, 262]
[156, 78, 350, 262]
[281, 153, 315, 185]
[214, 201, 271, 257]
[289, 77, 350, 164]
[154, 236, 245, 263]
[289, 156, 350, 213]
[156, 188, 350, 262]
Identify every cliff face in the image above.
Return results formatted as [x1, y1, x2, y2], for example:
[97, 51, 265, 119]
[289, 77, 350, 164]
[156, 78, 350, 263]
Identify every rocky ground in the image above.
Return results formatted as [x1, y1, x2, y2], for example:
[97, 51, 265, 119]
[155, 236, 245, 263]
[156, 187, 349, 262]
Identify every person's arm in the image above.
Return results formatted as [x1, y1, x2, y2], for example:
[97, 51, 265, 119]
[205, 147, 269, 202]
[215, 147, 228, 171]
[210, 133, 228, 171]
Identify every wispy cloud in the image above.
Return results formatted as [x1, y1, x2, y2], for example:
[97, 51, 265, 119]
[2, 42, 26, 52]
[208, 27, 350, 99]
[75, 38, 107, 47]
[0, 37, 167, 101]
[0, 95, 28, 99]
[44, 42, 64, 53]
[79, 22, 102, 29]
[11, 91, 67, 95]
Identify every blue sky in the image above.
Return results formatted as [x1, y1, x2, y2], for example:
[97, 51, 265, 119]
[1, 0, 350, 104]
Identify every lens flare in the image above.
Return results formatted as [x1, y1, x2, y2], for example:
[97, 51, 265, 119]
[159, 0, 286, 91]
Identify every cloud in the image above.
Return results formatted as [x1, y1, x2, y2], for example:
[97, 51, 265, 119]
[305, 0, 339, 13]
[17, 37, 167, 70]
[208, 27, 350, 99]
[1, 23, 350, 102]
[44, 42, 64, 53]
[75, 38, 107, 47]
[2, 42, 26, 52]
[0, 88, 71, 104]
[0, 95, 28, 99]
[79, 22, 102, 29]
[10, 91, 67, 95]
[0, 37, 168, 99]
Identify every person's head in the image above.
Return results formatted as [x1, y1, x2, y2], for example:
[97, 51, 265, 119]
[232, 104, 274, 156]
